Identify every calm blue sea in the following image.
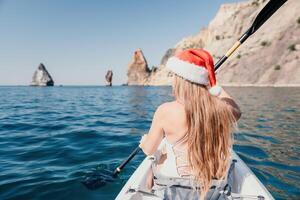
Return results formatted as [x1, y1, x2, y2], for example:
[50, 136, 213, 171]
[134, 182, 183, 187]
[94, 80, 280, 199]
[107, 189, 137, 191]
[0, 86, 299, 200]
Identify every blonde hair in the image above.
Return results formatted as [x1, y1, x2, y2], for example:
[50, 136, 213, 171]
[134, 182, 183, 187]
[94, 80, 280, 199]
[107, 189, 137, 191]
[173, 75, 236, 199]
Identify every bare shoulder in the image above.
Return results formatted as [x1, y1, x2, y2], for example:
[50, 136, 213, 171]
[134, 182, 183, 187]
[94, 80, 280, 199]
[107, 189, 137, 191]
[157, 101, 179, 110]
[156, 101, 185, 116]
[156, 101, 187, 137]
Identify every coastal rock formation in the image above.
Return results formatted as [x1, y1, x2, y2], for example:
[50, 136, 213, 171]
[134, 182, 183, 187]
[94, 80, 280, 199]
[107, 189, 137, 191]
[127, 48, 151, 85]
[105, 70, 113, 86]
[31, 63, 54, 86]
[129, 0, 300, 86]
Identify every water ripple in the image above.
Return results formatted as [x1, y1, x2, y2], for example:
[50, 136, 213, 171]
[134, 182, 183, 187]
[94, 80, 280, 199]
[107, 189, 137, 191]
[0, 86, 299, 199]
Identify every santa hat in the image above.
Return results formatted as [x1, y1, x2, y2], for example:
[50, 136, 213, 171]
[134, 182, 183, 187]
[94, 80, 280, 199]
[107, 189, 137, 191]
[166, 48, 221, 96]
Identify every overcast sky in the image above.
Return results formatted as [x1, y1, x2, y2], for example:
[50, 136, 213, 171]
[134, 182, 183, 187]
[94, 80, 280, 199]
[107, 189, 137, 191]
[0, 0, 241, 85]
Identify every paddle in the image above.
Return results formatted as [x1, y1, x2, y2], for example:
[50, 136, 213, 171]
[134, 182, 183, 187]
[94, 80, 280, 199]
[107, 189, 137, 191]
[81, 146, 141, 189]
[113, 146, 141, 176]
[82, 0, 287, 189]
[214, 0, 287, 71]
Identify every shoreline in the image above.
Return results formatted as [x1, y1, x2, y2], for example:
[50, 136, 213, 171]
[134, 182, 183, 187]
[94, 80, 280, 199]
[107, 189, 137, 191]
[221, 84, 300, 87]
[141, 83, 300, 87]
[0, 84, 300, 87]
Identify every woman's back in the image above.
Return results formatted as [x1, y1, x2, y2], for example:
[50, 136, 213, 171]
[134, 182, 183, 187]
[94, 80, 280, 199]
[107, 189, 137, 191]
[160, 101, 187, 144]
[155, 101, 192, 178]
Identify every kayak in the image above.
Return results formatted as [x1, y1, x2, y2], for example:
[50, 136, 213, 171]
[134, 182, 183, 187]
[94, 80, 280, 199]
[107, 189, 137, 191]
[116, 145, 274, 200]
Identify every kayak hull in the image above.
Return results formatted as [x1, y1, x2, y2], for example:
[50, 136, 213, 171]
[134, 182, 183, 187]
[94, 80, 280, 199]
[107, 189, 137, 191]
[116, 151, 274, 200]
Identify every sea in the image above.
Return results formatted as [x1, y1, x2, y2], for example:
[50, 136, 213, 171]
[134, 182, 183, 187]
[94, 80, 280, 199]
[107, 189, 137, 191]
[0, 86, 299, 200]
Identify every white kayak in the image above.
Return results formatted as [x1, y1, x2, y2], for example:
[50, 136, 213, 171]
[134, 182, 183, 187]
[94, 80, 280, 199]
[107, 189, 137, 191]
[116, 148, 274, 200]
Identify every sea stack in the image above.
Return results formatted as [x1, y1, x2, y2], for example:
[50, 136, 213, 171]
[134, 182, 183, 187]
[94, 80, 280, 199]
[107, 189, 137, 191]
[127, 48, 150, 85]
[105, 70, 113, 86]
[31, 63, 54, 86]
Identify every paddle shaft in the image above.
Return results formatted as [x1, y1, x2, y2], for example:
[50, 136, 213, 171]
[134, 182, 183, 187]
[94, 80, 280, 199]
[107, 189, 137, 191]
[113, 146, 141, 176]
[214, 29, 250, 71]
[113, 0, 287, 176]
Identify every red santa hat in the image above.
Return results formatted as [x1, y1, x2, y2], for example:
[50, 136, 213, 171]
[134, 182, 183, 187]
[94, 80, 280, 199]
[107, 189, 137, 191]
[166, 48, 221, 96]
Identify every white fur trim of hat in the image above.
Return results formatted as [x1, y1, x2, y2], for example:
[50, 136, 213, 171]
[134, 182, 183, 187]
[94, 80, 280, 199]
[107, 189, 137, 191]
[166, 57, 210, 85]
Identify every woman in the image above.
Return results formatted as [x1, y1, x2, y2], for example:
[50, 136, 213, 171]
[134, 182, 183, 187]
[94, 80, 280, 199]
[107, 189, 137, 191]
[139, 49, 241, 199]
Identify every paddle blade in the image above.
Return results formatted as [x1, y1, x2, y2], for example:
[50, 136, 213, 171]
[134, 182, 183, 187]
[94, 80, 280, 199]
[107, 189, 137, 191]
[81, 173, 114, 189]
[249, 0, 287, 35]
[81, 164, 116, 190]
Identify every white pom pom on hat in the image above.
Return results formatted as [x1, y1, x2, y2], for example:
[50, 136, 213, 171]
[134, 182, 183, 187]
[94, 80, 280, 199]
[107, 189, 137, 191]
[209, 85, 222, 96]
[166, 48, 221, 96]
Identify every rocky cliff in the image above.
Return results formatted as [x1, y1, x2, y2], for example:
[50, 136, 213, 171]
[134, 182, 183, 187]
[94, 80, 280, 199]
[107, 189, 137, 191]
[31, 63, 54, 86]
[128, 0, 300, 86]
[127, 48, 151, 85]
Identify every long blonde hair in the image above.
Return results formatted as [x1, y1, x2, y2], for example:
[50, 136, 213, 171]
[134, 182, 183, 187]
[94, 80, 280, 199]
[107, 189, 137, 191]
[173, 75, 236, 199]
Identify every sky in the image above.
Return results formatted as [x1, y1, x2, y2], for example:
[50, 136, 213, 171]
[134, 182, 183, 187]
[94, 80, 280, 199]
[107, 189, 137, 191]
[0, 0, 241, 85]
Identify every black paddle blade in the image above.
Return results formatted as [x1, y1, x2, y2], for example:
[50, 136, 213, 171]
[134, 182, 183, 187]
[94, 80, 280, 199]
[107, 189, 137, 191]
[249, 0, 287, 35]
[81, 165, 116, 190]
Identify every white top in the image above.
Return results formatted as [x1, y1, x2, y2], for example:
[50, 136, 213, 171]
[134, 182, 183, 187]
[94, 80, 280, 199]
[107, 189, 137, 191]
[158, 135, 191, 178]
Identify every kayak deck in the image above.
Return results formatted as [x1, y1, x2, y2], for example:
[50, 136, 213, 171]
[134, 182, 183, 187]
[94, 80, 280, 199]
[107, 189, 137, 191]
[116, 151, 274, 200]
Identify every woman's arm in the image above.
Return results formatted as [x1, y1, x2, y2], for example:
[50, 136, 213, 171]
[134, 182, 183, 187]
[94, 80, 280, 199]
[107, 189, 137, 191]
[139, 106, 165, 156]
[219, 87, 242, 121]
